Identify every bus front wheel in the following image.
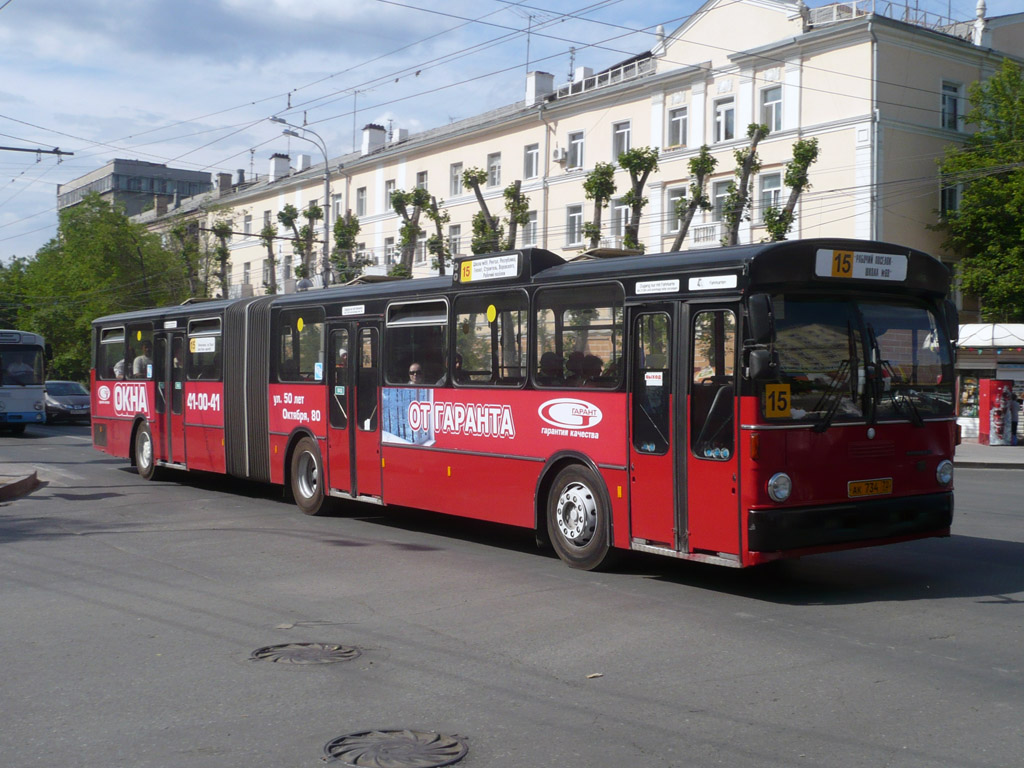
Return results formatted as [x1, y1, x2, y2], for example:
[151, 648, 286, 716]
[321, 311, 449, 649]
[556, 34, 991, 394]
[290, 436, 327, 516]
[546, 465, 616, 571]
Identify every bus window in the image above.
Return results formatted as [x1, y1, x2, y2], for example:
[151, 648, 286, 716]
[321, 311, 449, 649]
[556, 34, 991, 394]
[633, 313, 672, 454]
[186, 318, 222, 381]
[98, 327, 125, 380]
[691, 310, 736, 460]
[453, 292, 527, 386]
[535, 284, 624, 389]
[329, 329, 349, 429]
[277, 308, 325, 382]
[126, 324, 154, 380]
[385, 300, 448, 386]
[358, 328, 378, 431]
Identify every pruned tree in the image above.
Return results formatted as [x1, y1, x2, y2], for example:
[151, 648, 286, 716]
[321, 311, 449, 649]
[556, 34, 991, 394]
[425, 196, 452, 275]
[258, 222, 279, 295]
[763, 137, 820, 242]
[722, 124, 769, 246]
[210, 219, 232, 297]
[169, 217, 202, 297]
[332, 211, 368, 284]
[391, 187, 430, 274]
[503, 180, 530, 250]
[583, 162, 617, 249]
[671, 145, 718, 251]
[277, 202, 322, 279]
[462, 167, 502, 253]
[618, 147, 660, 251]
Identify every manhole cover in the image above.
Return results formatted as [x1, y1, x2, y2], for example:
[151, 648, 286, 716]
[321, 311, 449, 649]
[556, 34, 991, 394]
[249, 643, 360, 664]
[323, 729, 468, 767]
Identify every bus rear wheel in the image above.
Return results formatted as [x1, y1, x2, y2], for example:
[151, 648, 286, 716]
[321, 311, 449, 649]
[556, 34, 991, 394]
[134, 423, 159, 481]
[546, 465, 616, 571]
[290, 436, 328, 516]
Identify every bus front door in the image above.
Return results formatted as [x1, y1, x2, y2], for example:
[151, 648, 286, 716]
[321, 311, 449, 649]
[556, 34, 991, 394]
[326, 323, 382, 500]
[685, 306, 740, 556]
[628, 307, 682, 549]
[153, 330, 186, 465]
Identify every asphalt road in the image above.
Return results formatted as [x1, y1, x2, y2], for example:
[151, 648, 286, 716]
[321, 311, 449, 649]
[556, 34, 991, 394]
[1, 424, 1022, 768]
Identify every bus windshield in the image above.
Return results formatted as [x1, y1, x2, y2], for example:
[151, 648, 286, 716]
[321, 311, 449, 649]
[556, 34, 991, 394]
[1, 345, 45, 386]
[765, 295, 954, 425]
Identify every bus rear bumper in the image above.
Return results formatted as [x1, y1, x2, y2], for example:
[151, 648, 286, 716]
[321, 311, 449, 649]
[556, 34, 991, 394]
[747, 492, 953, 552]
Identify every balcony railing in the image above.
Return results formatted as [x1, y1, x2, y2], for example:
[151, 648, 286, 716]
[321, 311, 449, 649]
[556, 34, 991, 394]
[555, 57, 656, 100]
[689, 221, 722, 247]
[808, 1, 971, 41]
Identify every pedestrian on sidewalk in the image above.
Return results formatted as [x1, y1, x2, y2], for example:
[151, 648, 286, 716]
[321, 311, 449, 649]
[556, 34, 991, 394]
[1011, 391, 1021, 446]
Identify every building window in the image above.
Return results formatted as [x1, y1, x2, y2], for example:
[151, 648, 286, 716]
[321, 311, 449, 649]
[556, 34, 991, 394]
[524, 144, 539, 179]
[243, 262, 250, 284]
[385, 179, 396, 207]
[761, 86, 782, 132]
[263, 210, 271, 228]
[449, 163, 463, 196]
[414, 233, 427, 264]
[243, 213, 252, 237]
[568, 131, 584, 169]
[612, 121, 631, 160]
[712, 180, 731, 221]
[668, 107, 688, 148]
[356, 187, 367, 217]
[416, 171, 429, 190]
[611, 198, 629, 237]
[384, 237, 396, 265]
[566, 204, 584, 246]
[715, 98, 735, 142]
[521, 211, 538, 246]
[759, 173, 781, 221]
[448, 224, 462, 255]
[667, 187, 686, 233]
[487, 152, 502, 187]
[940, 184, 961, 217]
[941, 81, 961, 131]
[332, 194, 343, 219]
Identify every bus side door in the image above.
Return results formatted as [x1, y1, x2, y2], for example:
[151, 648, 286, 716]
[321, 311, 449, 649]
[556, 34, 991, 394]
[327, 326, 354, 495]
[153, 330, 186, 465]
[628, 306, 683, 549]
[355, 325, 382, 498]
[685, 306, 740, 556]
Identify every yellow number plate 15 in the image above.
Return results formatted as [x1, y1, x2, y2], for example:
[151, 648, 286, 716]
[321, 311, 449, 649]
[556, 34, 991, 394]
[848, 478, 893, 498]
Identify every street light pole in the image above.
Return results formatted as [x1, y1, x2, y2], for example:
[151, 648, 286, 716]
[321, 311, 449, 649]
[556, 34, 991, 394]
[271, 117, 331, 288]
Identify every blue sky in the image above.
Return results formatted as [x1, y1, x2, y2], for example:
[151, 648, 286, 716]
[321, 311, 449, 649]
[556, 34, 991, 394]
[0, 0, 1016, 261]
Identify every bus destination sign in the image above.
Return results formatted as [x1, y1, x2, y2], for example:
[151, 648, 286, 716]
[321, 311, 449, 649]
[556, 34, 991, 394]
[815, 249, 908, 282]
[460, 254, 520, 283]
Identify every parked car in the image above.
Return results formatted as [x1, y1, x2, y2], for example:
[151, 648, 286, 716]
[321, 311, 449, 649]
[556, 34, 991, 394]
[44, 380, 91, 423]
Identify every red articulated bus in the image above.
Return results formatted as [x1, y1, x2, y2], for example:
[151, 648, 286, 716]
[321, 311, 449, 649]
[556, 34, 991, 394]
[91, 238, 958, 570]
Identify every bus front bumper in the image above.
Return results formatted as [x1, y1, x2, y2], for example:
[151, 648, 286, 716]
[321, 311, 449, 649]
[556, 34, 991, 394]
[748, 492, 953, 552]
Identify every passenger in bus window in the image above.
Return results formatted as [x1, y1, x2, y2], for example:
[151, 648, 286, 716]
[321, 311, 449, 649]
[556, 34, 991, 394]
[113, 358, 126, 380]
[582, 354, 603, 386]
[408, 363, 425, 384]
[565, 351, 586, 386]
[539, 352, 564, 385]
[132, 341, 152, 378]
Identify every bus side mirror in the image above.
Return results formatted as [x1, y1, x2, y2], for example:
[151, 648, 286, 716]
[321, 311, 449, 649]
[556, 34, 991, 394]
[748, 294, 774, 345]
[943, 299, 959, 345]
[747, 348, 778, 380]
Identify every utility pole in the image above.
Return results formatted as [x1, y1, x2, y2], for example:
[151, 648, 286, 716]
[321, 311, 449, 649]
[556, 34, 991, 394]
[0, 146, 74, 160]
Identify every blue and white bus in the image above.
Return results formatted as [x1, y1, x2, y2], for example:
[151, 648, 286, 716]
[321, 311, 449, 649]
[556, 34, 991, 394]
[0, 329, 48, 434]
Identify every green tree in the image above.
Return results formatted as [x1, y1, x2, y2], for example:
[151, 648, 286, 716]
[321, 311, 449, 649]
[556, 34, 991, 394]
[210, 219, 232, 296]
[259, 222, 279, 294]
[582, 162, 617, 249]
[502, 180, 530, 250]
[4, 193, 184, 380]
[722, 124, 769, 246]
[671, 146, 718, 251]
[462, 167, 501, 253]
[168, 216, 203, 297]
[277, 203, 322, 279]
[618, 147, 660, 251]
[425, 196, 452, 275]
[937, 58, 1024, 320]
[391, 187, 430, 274]
[762, 137, 820, 242]
[332, 210, 368, 283]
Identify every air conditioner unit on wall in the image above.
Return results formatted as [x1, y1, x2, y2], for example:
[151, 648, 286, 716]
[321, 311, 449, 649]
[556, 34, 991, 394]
[552, 147, 567, 163]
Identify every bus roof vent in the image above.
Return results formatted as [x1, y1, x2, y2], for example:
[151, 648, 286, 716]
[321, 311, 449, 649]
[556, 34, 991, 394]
[569, 245, 645, 262]
[453, 247, 564, 286]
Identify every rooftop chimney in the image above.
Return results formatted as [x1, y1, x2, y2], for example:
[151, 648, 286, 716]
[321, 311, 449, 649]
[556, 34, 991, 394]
[526, 71, 555, 106]
[217, 173, 232, 197]
[269, 153, 290, 182]
[236, 169, 245, 185]
[361, 124, 387, 156]
[296, 153, 312, 172]
[154, 195, 168, 217]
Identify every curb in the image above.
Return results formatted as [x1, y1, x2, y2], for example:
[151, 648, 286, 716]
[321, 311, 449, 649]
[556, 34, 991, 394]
[954, 461, 1024, 470]
[0, 472, 40, 502]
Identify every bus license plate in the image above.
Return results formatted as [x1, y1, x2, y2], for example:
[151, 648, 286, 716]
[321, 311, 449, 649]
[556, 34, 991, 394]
[848, 478, 893, 498]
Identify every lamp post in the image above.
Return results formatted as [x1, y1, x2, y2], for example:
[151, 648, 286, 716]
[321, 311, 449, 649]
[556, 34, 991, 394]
[271, 116, 331, 289]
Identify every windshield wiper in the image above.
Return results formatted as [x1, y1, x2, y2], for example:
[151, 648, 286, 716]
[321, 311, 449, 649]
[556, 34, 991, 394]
[865, 323, 923, 428]
[811, 321, 857, 433]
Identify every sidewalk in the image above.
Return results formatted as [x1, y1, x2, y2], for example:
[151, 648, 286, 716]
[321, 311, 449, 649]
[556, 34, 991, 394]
[954, 440, 1024, 469]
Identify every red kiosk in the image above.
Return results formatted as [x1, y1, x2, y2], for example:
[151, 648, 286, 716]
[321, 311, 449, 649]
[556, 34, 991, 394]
[978, 379, 1014, 445]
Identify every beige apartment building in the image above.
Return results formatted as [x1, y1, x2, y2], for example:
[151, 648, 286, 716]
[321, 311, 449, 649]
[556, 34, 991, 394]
[138, 0, 1024, 309]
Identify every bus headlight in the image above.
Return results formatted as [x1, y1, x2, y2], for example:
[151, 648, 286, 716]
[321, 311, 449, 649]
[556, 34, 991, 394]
[35, 402, 44, 411]
[767, 472, 792, 502]
[936, 460, 954, 486]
